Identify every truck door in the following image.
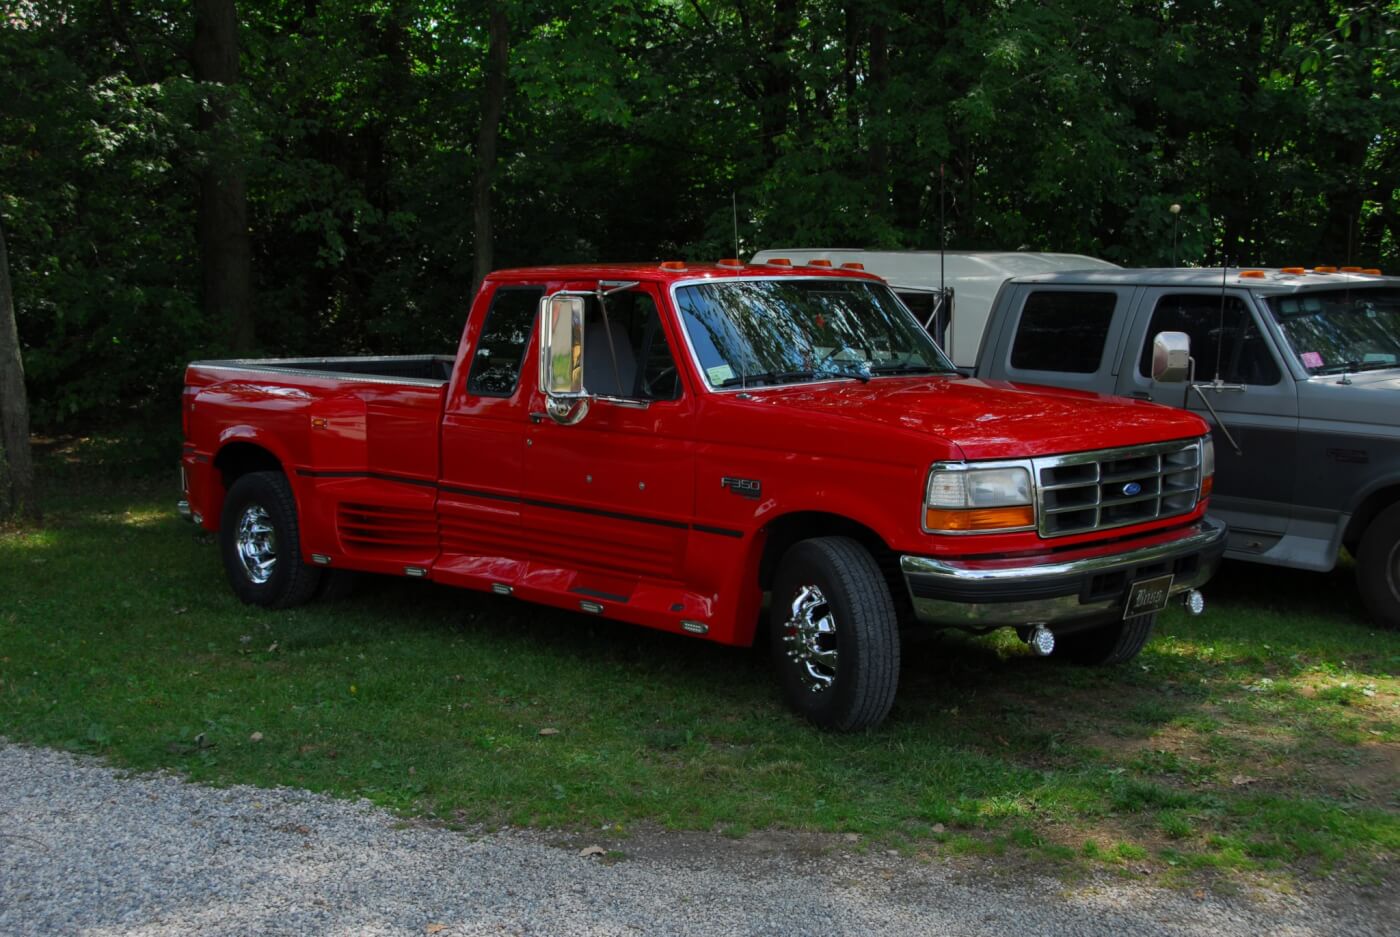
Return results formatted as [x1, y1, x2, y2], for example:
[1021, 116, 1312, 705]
[1114, 288, 1299, 554]
[435, 285, 542, 590]
[522, 283, 697, 605]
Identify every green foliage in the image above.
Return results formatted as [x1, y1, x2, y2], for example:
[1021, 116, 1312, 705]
[2, 0, 1398, 426]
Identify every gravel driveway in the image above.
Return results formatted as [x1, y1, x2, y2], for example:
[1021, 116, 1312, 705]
[0, 743, 1391, 936]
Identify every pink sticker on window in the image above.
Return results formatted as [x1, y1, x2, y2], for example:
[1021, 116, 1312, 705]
[1301, 351, 1324, 368]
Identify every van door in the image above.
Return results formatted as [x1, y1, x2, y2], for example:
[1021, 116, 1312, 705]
[1115, 288, 1299, 555]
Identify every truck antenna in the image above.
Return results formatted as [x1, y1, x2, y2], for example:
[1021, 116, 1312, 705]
[939, 163, 946, 297]
[1215, 254, 1228, 382]
[732, 191, 740, 260]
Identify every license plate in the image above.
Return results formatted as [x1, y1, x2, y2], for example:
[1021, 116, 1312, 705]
[1124, 574, 1174, 619]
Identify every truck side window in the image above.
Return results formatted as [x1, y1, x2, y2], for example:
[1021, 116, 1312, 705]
[467, 287, 542, 396]
[1137, 294, 1280, 385]
[583, 291, 681, 401]
[1010, 291, 1117, 373]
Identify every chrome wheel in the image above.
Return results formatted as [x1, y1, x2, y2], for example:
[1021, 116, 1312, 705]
[236, 504, 277, 584]
[782, 584, 838, 693]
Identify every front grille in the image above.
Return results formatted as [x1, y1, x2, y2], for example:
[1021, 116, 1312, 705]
[1036, 440, 1201, 538]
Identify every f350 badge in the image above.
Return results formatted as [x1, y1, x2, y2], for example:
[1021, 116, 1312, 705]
[721, 476, 762, 500]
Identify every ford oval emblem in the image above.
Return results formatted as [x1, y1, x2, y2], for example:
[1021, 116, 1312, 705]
[1122, 481, 1143, 497]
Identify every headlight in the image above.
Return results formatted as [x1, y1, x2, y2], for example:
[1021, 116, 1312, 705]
[924, 464, 1035, 533]
[1200, 435, 1215, 499]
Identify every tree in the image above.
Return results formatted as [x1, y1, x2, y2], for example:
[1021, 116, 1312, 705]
[0, 214, 35, 519]
[193, 0, 254, 353]
[472, 1, 510, 291]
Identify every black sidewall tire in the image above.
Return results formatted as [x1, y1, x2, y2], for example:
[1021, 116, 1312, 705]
[1057, 612, 1157, 666]
[1356, 502, 1400, 630]
[770, 537, 900, 732]
[219, 471, 321, 608]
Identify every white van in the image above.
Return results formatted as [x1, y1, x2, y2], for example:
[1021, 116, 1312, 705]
[748, 249, 1118, 367]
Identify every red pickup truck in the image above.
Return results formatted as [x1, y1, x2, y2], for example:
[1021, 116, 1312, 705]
[179, 261, 1225, 730]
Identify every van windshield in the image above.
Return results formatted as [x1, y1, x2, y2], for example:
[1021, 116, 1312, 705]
[674, 279, 955, 389]
[1266, 288, 1400, 375]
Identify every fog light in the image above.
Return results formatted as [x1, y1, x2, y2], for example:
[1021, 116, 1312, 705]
[1027, 624, 1055, 656]
[1184, 589, 1206, 616]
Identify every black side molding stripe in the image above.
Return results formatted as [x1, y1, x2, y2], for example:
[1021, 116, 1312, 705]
[693, 524, 744, 539]
[295, 467, 744, 539]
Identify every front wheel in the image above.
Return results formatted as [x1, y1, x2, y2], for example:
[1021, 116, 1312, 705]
[769, 537, 900, 731]
[1356, 502, 1400, 630]
[1055, 612, 1157, 666]
[219, 471, 322, 608]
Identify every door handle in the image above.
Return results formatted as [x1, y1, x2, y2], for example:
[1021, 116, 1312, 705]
[1128, 391, 1153, 401]
[529, 411, 546, 424]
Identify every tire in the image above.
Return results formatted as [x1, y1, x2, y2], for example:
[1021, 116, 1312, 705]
[1356, 502, 1400, 630]
[1056, 612, 1157, 666]
[219, 471, 322, 608]
[769, 537, 900, 731]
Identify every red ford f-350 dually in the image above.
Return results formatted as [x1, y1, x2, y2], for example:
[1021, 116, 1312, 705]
[179, 261, 1226, 730]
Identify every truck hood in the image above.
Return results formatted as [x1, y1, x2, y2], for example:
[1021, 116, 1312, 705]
[723, 376, 1208, 461]
[1299, 369, 1400, 435]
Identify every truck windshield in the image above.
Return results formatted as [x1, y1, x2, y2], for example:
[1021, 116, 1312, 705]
[674, 279, 955, 389]
[1266, 288, 1400, 375]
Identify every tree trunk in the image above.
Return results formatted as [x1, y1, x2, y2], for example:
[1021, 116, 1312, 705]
[193, 0, 254, 353]
[472, 2, 509, 291]
[0, 215, 36, 520]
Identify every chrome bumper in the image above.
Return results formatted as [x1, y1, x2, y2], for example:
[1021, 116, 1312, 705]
[900, 517, 1227, 631]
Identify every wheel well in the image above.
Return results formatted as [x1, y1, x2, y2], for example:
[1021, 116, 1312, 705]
[1344, 485, 1400, 556]
[757, 512, 909, 618]
[214, 442, 284, 489]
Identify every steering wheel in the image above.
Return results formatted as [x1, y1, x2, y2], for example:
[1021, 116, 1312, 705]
[642, 365, 677, 399]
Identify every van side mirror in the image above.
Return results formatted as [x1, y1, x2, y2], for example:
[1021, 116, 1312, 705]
[1151, 331, 1191, 384]
[539, 294, 590, 424]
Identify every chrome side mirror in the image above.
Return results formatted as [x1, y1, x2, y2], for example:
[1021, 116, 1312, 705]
[1151, 331, 1191, 384]
[539, 294, 590, 425]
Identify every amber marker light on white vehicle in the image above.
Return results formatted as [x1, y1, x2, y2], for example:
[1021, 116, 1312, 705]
[924, 464, 1035, 533]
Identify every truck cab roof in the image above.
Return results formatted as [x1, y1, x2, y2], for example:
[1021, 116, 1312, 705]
[485, 261, 882, 284]
[1008, 266, 1395, 295]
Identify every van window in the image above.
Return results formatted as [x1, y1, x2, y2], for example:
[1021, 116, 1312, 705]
[467, 287, 541, 396]
[1010, 291, 1117, 373]
[1138, 294, 1281, 385]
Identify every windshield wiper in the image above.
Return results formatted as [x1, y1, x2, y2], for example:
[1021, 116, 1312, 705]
[718, 367, 873, 388]
[868, 363, 949, 376]
[718, 369, 818, 388]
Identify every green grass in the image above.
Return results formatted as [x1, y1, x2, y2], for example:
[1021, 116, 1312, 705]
[2, 462, 1397, 885]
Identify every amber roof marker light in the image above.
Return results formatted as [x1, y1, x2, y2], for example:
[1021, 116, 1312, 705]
[717, 258, 744, 268]
[1239, 270, 1266, 279]
[659, 260, 688, 272]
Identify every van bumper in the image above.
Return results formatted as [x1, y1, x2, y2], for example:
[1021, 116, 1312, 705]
[900, 516, 1226, 632]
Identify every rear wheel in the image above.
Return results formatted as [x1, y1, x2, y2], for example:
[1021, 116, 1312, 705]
[1356, 502, 1400, 630]
[1056, 612, 1157, 666]
[219, 471, 322, 608]
[769, 537, 900, 731]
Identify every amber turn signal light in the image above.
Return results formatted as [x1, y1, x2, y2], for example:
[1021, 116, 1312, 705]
[924, 505, 1035, 532]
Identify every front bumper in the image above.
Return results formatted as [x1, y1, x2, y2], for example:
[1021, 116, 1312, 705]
[900, 516, 1226, 632]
